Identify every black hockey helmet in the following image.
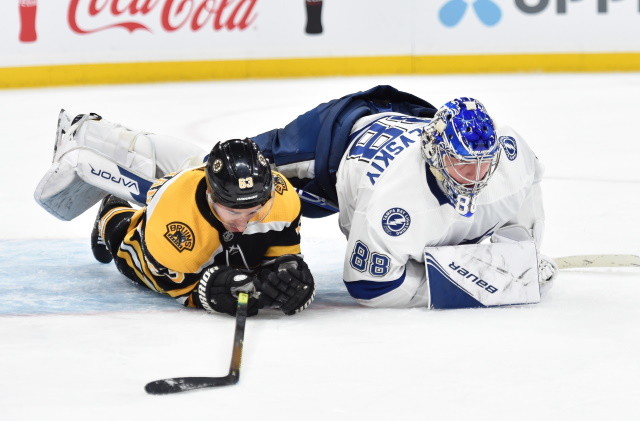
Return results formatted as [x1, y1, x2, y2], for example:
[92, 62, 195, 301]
[205, 138, 273, 209]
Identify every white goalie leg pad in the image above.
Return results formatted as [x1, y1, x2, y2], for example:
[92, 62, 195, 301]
[75, 147, 156, 205]
[34, 156, 108, 221]
[145, 132, 207, 176]
[34, 113, 105, 221]
[79, 118, 207, 177]
[34, 117, 158, 220]
[77, 118, 158, 179]
[34, 146, 157, 220]
[424, 240, 540, 309]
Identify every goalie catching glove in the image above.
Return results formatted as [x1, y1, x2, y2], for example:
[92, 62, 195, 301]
[256, 255, 315, 315]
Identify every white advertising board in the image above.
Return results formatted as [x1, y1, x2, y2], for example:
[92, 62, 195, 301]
[414, 0, 640, 54]
[0, 1, 638, 86]
[1, 0, 413, 67]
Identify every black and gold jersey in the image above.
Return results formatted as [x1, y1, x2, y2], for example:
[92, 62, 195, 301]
[113, 166, 302, 304]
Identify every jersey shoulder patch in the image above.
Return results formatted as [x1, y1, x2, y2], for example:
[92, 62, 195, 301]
[261, 171, 301, 223]
[499, 136, 518, 161]
[272, 173, 289, 195]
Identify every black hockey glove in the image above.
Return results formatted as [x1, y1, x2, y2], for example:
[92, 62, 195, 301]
[256, 255, 315, 315]
[193, 266, 260, 317]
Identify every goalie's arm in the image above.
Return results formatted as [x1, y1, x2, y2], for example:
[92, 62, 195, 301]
[341, 212, 430, 308]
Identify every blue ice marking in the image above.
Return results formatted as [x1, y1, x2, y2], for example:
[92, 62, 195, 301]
[0, 240, 181, 315]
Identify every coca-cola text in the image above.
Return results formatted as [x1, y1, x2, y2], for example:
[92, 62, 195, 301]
[68, 0, 259, 34]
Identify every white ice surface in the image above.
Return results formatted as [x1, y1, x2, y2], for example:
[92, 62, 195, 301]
[1, 74, 639, 420]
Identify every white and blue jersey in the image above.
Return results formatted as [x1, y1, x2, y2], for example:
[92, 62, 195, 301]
[336, 113, 544, 307]
[253, 85, 544, 308]
[252, 85, 438, 217]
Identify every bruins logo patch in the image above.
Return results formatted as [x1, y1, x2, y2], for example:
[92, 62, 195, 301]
[273, 174, 288, 195]
[164, 222, 195, 252]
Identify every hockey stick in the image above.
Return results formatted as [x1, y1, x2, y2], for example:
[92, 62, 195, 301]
[554, 254, 640, 270]
[144, 292, 249, 395]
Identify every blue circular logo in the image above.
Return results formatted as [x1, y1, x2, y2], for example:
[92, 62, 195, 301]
[381, 208, 411, 236]
[500, 136, 518, 161]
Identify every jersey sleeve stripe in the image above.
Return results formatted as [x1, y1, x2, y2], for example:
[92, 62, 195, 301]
[343, 270, 406, 300]
[264, 244, 302, 258]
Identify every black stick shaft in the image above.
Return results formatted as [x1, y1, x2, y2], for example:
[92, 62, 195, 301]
[227, 292, 248, 380]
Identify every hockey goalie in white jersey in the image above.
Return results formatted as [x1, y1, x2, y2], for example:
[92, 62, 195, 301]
[251, 86, 556, 309]
[334, 104, 548, 308]
[34, 85, 556, 310]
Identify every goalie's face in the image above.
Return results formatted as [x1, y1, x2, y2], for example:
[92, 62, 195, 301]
[442, 154, 493, 187]
[427, 145, 500, 217]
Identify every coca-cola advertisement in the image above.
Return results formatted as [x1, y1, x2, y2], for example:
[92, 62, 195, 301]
[0, 0, 334, 68]
[14, 0, 329, 43]
[66, 0, 260, 35]
[2, 1, 637, 89]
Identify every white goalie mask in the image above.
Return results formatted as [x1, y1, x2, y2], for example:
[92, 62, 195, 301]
[421, 97, 501, 217]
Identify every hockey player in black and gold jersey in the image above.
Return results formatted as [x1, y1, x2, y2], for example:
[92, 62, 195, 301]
[90, 137, 315, 317]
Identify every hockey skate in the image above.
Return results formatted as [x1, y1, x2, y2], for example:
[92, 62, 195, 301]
[34, 111, 108, 221]
[91, 194, 130, 264]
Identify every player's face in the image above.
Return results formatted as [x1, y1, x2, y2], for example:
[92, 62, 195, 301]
[442, 155, 491, 186]
[211, 202, 266, 232]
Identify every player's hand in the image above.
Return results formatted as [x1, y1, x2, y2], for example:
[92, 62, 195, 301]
[538, 255, 558, 296]
[194, 266, 261, 316]
[256, 255, 315, 315]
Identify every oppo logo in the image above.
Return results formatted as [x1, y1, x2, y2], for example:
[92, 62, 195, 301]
[439, 0, 634, 28]
[515, 0, 627, 14]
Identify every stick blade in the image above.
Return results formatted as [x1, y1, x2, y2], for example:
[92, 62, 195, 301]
[145, 373, 239, 395]
[145, 293, 248, 395]
[554, 254, 640, 270]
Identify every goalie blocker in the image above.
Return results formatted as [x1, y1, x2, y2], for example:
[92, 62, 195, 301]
[424, 225, 550, 309]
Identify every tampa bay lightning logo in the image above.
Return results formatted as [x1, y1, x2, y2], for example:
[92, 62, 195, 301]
[499, 136, 518, 161]
[439, 0, 502, 27]
[381, 208, 411, 236]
